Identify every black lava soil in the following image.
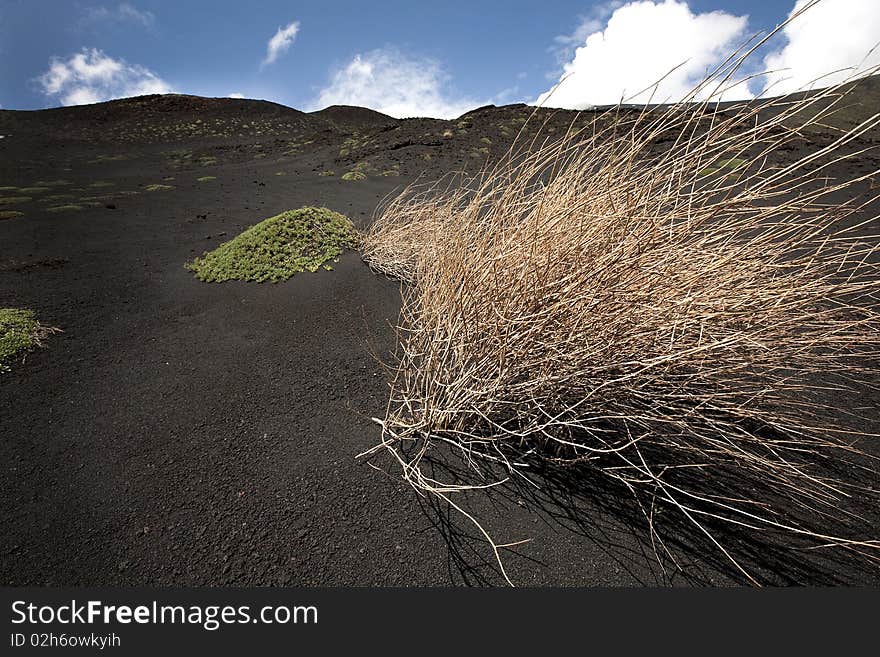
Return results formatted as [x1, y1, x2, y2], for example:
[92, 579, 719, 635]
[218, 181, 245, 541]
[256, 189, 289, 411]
[1, 92, 879, 586]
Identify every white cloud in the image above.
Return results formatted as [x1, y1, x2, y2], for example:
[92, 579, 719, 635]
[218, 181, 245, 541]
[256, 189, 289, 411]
[549, 2, 624, 73]
[492, 86, 523, 105]
[262, 21, 300, 68]
[311, 49, 483, 119]
[537, 0, 749, 108]
[228, 92, 245, 99]
[759, 0, 880, 96]
[80, 3, 155, 30]
[38, 48, 172, 106]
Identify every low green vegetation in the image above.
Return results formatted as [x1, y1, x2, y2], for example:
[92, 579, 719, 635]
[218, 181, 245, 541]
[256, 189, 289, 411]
[0, 186, 19, 192]
[34, 180, 71, 186]
[339, 133, 373, 158]
[196, 176, 217, 182]
[0, 308, 56, 372]
[144, 184, 175, 192]
[187, 207, 359, 283]
[46, 204, 84, 212]
[699, 157, 749, 177]
[88, 154, 127, 164]
[89, 181, 114, 188]
[18, 187, 50, 194]
[0, 197, 32, 206]
[0, 211, 24, 220]
[166, 149, 193, 168]
[341, 171, 366, 181]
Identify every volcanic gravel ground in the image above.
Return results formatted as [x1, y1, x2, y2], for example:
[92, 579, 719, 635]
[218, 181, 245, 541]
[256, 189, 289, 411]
[1, 89, 879, 585]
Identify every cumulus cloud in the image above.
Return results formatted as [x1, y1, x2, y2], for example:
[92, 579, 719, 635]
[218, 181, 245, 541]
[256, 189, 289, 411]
[759, 0, 880, 96]
[537, 0, 749, 108]
[79, 3, 155, 30]
[311, 49, 482, 119]
[262, 21, 300, 68]
[38, 48, 172, 106]
[549, 1, 624, 72]
[228, 92, 245, 99]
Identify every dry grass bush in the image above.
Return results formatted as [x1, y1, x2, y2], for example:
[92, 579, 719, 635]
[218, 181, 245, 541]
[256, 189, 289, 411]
[361, 11, 880, 584]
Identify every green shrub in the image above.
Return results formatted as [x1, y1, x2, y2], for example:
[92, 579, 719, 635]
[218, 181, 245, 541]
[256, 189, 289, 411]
[0, 309, 56, 372]
[187, 207, 359, 283]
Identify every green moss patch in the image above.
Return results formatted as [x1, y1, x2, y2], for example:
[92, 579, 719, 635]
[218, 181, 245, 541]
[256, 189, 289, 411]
[187, 207, 359, 283]
[0, 211, 25, 220]
[19, 186, 50, 194]
[0, 308, 57, 372]
[196, 176, 217, 183]
[144, 184, 175, 192]
[341, 171, 366, 181]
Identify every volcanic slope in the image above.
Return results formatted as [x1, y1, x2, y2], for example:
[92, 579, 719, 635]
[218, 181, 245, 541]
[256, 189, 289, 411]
[1, 82, 879, 586]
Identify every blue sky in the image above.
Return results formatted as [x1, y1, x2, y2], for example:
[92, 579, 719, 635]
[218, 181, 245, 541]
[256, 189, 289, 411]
[1, 1, 877, 116]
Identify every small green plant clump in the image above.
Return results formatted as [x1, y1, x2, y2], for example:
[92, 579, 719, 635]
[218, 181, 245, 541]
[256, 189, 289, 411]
[0, 308, 56, 372]
[187, 206, 359, 283]
[699, 157, 748, 177]
[196, 176, 217, 183]
[46, 204, 84, 213]
[0, 211, 24, 220]
[144, 184, 175, 192]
